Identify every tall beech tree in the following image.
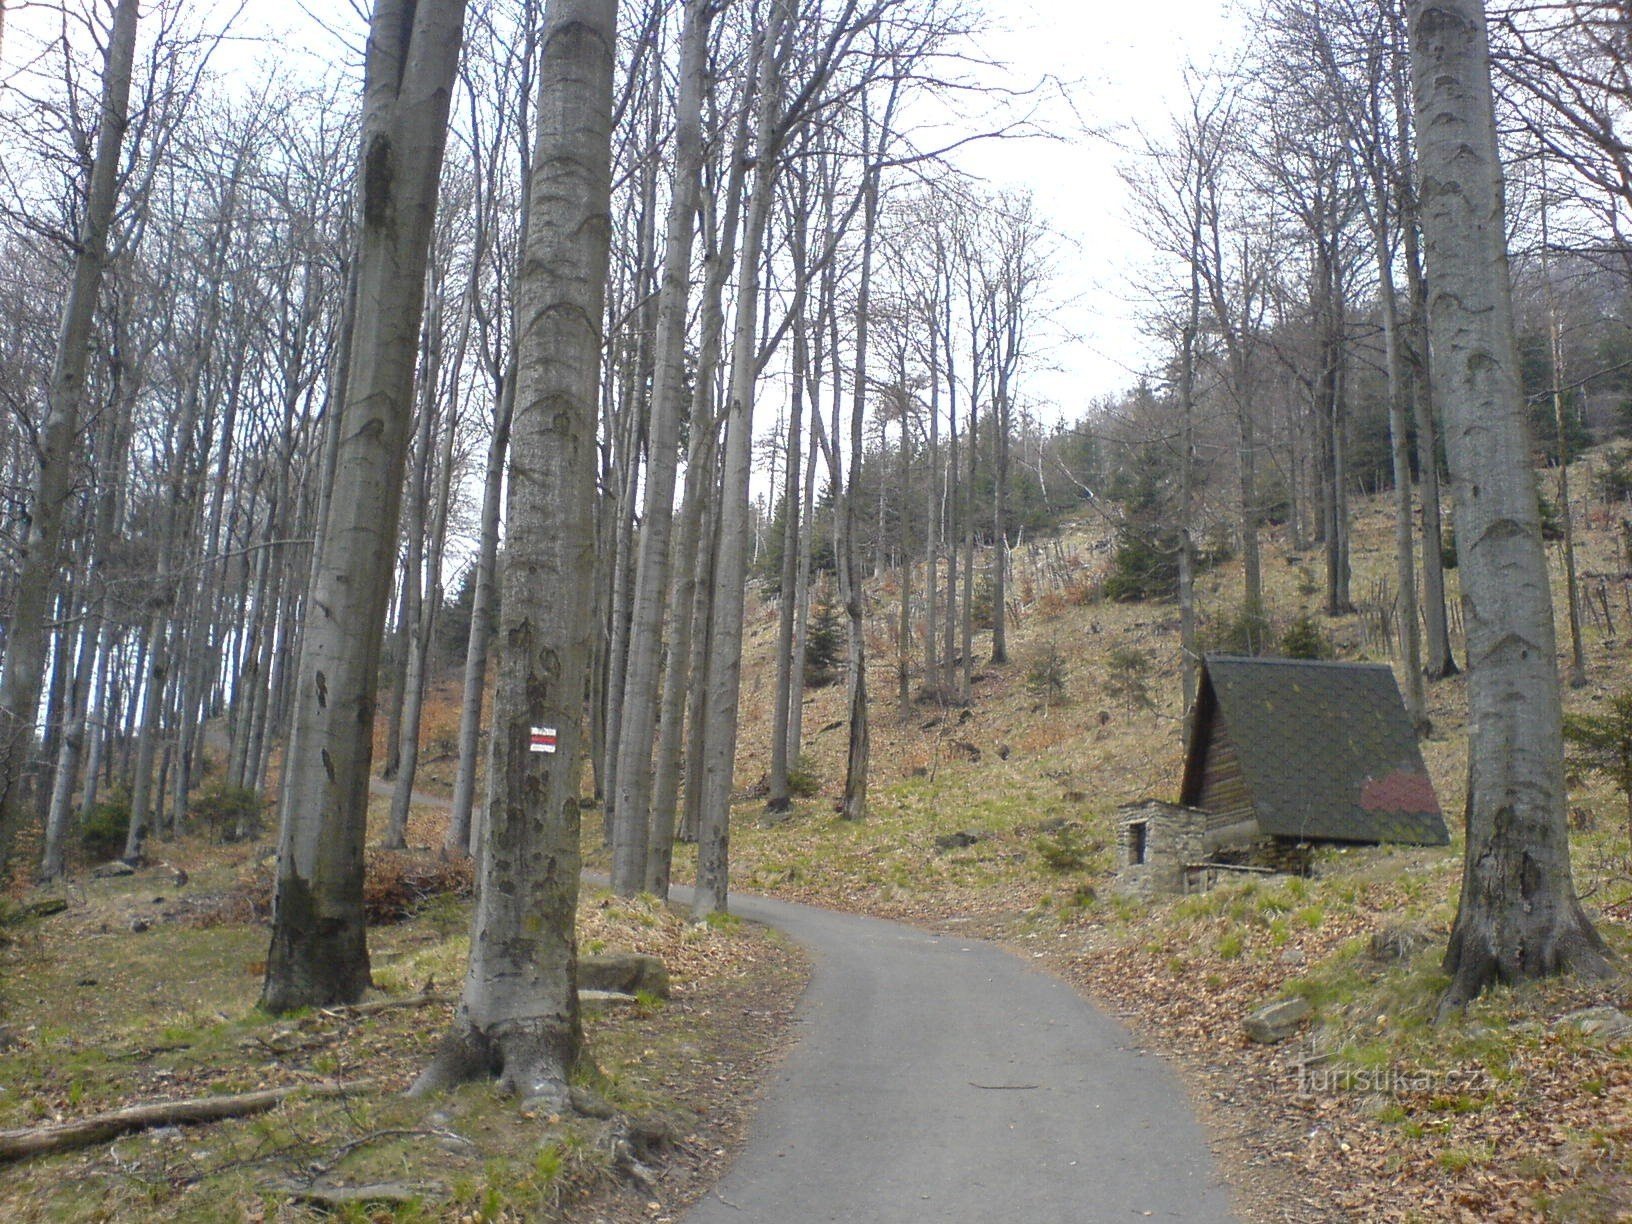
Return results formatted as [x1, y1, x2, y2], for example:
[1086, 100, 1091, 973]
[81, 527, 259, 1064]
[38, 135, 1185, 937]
[693, 0, 792, 915]
[1407, 0, 1613, 1010]
[414, 0, 616, 1100]
[262, 0, 470, 1014]
[0, 0, 140, 875]
[445, 0, 542, 858]
[609, 0, 714, 893]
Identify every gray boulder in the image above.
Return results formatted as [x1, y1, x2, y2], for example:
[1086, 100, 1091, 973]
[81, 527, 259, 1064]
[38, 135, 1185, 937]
[1369, 922, 1434, 963]
[579, 953, 669, 998]
[1243, 996, 1312, 1044]
[1554, 1005, 1632, 1044]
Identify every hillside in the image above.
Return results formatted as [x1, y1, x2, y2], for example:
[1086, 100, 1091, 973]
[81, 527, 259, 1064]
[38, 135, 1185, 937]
[5, 453, 1630, 1222]
[646, 447, 1632, 1222]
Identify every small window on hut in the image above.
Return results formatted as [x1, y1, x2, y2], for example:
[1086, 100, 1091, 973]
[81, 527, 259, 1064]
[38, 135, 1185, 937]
[1129, 820, 1148, 865]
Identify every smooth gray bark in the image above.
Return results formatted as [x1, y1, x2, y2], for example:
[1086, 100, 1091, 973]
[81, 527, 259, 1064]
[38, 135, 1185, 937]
[1393, 37, 1459, 681]
[414, 0, 615, 1101]
[610, 0, 713, 889]
[1378, 245, 1427, 730]
[768, 161, 815, 813]
[263, 0, 470, 1013]
[693, 0, 790, 918]
[447, 12, 538, 857]
[385, 273, 449, 850]
[839, 161, 880, 822]
[1407, 0, 1612, 1009]
[446, 361, 515, 858]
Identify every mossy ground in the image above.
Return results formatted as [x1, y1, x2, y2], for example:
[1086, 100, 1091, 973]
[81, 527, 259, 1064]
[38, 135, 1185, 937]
[615, 444, 1632, 1221]
[1, 815, 807, 1224]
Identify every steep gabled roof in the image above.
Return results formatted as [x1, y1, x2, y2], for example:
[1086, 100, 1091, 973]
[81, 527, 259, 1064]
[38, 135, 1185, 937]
[1179, 655, 1449, 846]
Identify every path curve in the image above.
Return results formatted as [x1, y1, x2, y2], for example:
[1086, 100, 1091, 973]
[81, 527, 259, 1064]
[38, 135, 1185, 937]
[673, 887, 1239, 1224]
[362, 782, 1237, 1220]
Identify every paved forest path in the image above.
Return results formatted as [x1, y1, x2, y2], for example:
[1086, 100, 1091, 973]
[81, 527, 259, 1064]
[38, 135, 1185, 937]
[371, 780, 1236, 1220]
[672, 887, 1238, 1224]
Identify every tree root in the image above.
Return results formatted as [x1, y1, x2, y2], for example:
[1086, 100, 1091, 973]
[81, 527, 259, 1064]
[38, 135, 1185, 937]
[321, 992, 443, 1019]
[1436, 901, 1617, 1022]
[409, 1018, 575, 1113]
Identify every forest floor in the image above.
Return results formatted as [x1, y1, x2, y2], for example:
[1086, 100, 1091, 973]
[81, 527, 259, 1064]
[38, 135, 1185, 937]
[608, 445, 1632, 1222]
[0, 804, 810, 1223]
[6, 450, 1632, 1221]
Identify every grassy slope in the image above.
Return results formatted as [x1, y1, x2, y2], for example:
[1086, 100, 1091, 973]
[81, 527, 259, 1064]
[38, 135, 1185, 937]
[0, 813, 808, 1224]
[673, 451, 1632, 1223]
[9, 452, 1630, 1221]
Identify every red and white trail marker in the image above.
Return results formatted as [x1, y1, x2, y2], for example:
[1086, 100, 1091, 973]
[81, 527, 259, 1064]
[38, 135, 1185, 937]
[529, 726, 558, 754]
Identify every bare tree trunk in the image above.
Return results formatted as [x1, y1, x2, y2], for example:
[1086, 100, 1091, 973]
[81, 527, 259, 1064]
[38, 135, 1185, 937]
[788, 394, 819, 764]
[390, 341, 460, 843]
[253, 573, 298, 800]
[386, 274, 449, 850]
[36, 590, 74, 826]
[446, 9, 539, 856]
[611, 0, 713, 885]
[766, 235, 808, 813]
[1239, 393, 1264, 624]
[234, 533, 276, 790]
[896, 376, 912, 712]
[839, 155, 881, 823]
[647, 416, 720, 892]
[960, 376, 976, 703]
[990, 345, 1010, 666]
[1407, 0, 1611, 1010]
[1178, 200, 1202, 721]
[678, 482, 719, 847]
[1378, 234, 1427, 731]
[1395, 56, 1458, 680]
[0, 0, 139, 873]
[40, 613, 95, 879]
[263, 0, 470, 1014]
[647, 55, 743, 893]
[693, 0, 789, 917]
[413, 0, 614, 1103]
[78, 614, 117, 819]
[446, 366, 514, 857]
[1330, 289, 1352, 614]
[122, 598, 172, 863]
[599, 375, 641, 841]
[943, 270, 959, 697]
[1541, 192, 1587, 689]
[922, 287, 939, 695]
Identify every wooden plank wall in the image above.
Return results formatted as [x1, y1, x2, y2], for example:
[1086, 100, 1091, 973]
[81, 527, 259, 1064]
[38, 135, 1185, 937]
[1196, 722, 1255, 827]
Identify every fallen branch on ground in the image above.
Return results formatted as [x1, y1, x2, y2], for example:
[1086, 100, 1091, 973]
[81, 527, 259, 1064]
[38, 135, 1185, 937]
[320, 992, 443, 1019]
[0, 1080, 371, 1163]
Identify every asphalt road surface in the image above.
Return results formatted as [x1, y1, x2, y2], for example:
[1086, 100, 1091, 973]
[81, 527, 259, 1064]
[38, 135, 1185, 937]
[675, 888, 1239, 1224]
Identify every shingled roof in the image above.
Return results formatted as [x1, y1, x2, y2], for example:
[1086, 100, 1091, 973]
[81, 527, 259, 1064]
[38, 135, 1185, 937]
[1178, 655, 1449, 846]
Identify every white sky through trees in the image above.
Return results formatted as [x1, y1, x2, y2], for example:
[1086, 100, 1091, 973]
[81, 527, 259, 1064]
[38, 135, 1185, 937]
[0, 0, 1237, 413]
[955, 0, 1238, 414]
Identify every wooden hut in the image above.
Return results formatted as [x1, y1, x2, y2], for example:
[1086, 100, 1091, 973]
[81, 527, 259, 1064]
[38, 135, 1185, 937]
[1116, 656, 1448, 896]
[1180, 655, 1448, 846]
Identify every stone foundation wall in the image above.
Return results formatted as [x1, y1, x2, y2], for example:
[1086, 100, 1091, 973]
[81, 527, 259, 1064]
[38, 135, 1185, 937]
[1114, 802, 1318, 896]
[1115, 801, 1208, 897]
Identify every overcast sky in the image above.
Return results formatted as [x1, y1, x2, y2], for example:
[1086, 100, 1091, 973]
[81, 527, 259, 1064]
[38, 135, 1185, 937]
[4, 0, 1240, 419]
[253, 0, 1243, 418]
[953, 0, 1241, 418]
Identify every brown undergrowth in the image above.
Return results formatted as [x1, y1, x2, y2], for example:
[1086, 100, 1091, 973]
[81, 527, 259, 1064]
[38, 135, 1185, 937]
[0, 828, 809, 1223]
[641, 447, 1632, 1222]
